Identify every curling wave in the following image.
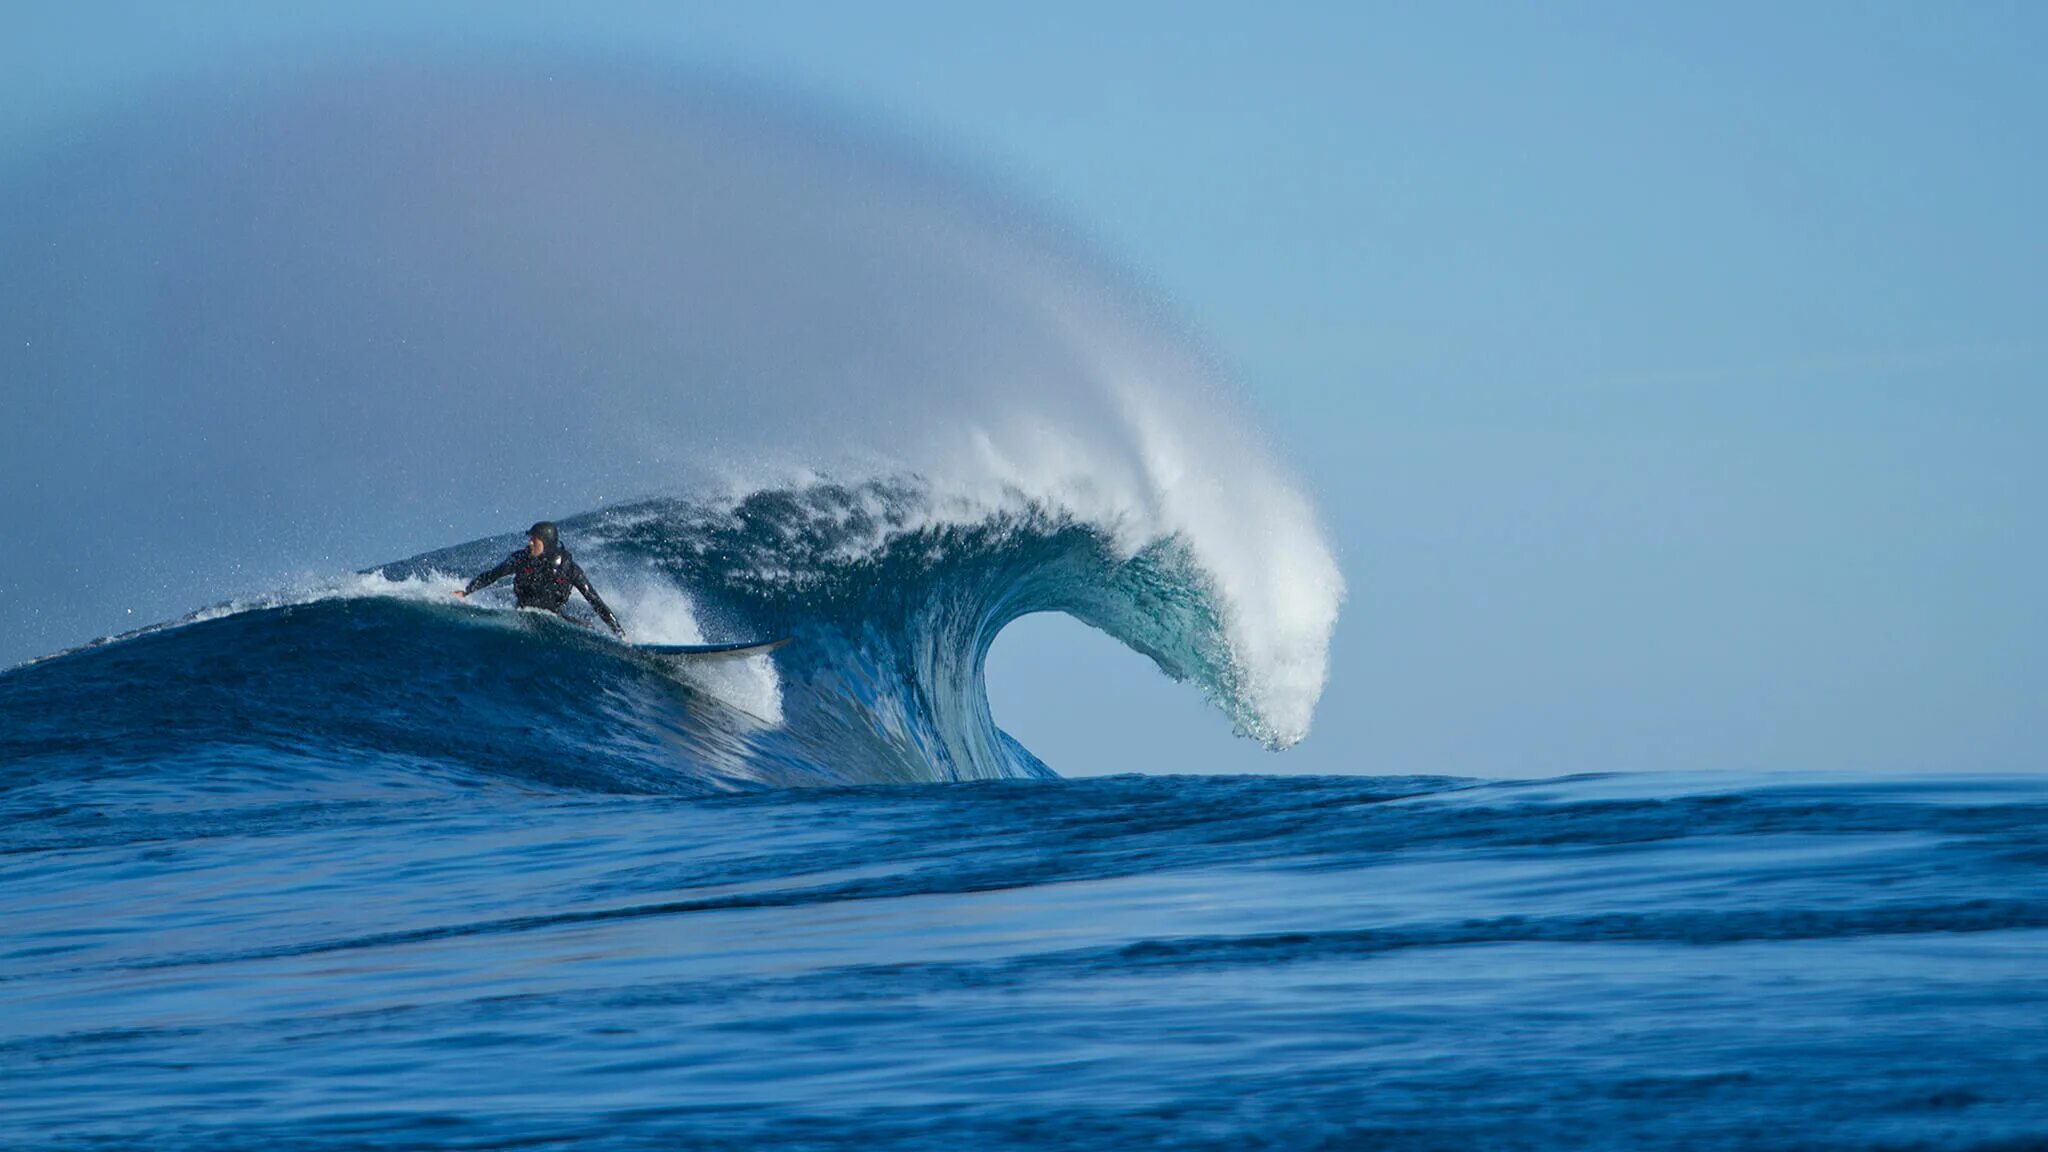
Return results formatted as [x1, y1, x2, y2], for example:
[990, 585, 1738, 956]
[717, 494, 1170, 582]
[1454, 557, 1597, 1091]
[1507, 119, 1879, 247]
[3, 475, 1333, 795]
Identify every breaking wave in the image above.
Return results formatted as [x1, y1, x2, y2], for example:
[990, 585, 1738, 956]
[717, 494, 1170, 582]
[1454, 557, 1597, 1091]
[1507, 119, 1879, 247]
[5, 474, 1337, 793]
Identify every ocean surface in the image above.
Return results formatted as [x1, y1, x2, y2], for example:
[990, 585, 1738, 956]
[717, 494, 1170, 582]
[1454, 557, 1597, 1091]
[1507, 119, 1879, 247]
[5, 487, 2046, 1149]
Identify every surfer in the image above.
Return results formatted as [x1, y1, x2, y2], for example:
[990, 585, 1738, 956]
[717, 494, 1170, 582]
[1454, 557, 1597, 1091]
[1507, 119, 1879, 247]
[456, 521, 626, 640]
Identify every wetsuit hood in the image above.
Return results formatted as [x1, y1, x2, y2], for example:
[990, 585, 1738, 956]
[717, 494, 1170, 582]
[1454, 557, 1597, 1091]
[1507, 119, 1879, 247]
[527, 521, 560, 554]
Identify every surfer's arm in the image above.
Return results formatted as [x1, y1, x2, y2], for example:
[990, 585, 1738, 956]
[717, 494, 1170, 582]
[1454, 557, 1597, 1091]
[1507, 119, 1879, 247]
[570, 566, 625, 638]
[459, 554, 519, 597]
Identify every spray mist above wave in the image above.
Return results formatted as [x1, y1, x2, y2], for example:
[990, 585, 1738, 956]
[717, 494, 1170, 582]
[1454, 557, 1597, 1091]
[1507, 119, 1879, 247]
[0, 55, 1342, 742]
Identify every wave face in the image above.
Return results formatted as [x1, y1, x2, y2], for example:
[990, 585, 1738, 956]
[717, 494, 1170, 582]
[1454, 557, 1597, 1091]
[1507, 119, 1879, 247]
[7, 476, 1312, 795]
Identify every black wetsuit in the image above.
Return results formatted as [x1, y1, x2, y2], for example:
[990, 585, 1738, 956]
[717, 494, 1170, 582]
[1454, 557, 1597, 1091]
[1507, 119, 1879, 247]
[464, 546, 623, 637]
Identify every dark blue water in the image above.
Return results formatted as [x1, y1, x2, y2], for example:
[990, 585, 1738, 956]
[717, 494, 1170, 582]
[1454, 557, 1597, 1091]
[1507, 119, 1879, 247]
[5, 492, 2046, 1148]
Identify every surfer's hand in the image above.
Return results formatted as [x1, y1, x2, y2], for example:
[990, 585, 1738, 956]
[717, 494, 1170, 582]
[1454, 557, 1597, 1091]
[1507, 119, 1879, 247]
[453, 590, 466, 599]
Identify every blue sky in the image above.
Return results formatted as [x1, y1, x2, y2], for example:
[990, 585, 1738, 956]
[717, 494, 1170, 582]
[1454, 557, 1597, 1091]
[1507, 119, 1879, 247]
[7, 2, 2043, 776]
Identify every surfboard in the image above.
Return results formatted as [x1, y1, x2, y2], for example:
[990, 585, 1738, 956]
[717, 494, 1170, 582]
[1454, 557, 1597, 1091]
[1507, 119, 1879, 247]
[633, 637, 790, 659]
[489, 606, 784, 659]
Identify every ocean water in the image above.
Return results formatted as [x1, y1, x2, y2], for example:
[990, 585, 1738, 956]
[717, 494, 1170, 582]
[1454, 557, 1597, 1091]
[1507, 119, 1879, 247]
[5, 486, 2046, 1149]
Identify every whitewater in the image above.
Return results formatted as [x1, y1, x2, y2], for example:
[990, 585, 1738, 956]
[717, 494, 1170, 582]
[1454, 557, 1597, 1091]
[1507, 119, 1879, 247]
[4, 59, 2047, 1150]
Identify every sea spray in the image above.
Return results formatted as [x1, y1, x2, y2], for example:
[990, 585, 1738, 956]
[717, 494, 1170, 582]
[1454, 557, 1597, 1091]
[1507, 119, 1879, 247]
[1, 59, 1342, 683]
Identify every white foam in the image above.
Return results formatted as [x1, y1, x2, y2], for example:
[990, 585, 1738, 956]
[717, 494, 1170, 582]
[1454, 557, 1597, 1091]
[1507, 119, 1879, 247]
[180, 569, 469, 624]
[592, 568, 785, 726]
